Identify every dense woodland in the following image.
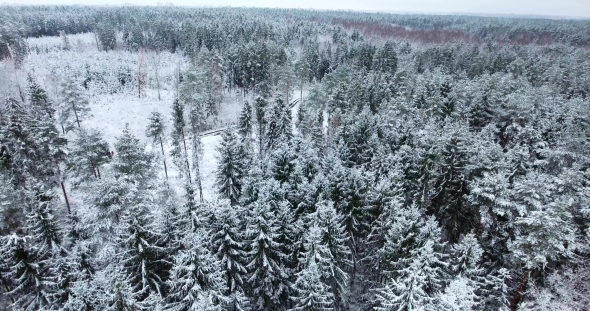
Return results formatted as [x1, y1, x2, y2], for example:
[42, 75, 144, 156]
[1, 5, 590, 311]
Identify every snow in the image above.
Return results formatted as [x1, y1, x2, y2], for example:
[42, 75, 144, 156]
[21, 34, 312, 205]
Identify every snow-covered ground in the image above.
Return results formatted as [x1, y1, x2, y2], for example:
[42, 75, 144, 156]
[17, 34, 311, 204]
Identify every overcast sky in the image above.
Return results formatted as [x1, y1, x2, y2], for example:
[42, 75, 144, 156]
[5, 0, 590, 18]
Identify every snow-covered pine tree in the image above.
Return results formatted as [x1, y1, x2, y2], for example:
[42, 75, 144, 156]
[276, 64, 296, 104]
[430, 128, 475, 244]
[146, 111, 169, 179]
[58, 76, 90, 131]
[238, 102, 253, 140]
[270, 143, 296, 184]
[245, 200, 291, 310]
[374, 239, 446, 311]
[254, 96, 268, 156]
[104, 272, 145, 311]
[112, 123, 154, 184]
[437, 276, 479, 311]
[266, 97, 292, 151]
[215, 130, 246, 206]
[450, 233, 484, 281]
[167, 232, 227, 311]
[312, 200, 351, 307]
[373, 41, 398, 76]
[170, 99, 192, 182]
[86, 175, 133, 232]
[211, 201, 248, 295]
[25, 184, 62, 254]
[434, 233, 487, 311]
[68, 128, 112, 185]
[0, 97, 38, 186]
[507, 172, 580, 270]
[290, 227, 335, 311]
[115, 202, 169, 302]
[154, 185, 183, 254]
[0, 234, 52, 310]
[189, 105, 206, 202]
[27, 74, 53, 119]
[374, 207, 447, 311]
[2, 184, 63, 309]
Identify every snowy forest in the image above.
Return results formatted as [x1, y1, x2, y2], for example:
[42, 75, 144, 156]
[1, 5, 590, 311]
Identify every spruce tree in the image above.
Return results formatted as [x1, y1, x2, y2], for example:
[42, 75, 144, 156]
[211, 201, 248, 295]
[374, 208, 447, 310]
[68, 128, 112, 185]
[113, 124, 154, 183]
[245, 201, 291, 310]
[238, 102, 253, 140]
[0, 98, 37, 185]
[58, 76, 90, 131]
[116, 203, 168, 302]
[374, 41, 398, 75]
[290, 240, 335, 310]
[167, 232, 227, 311]
[170, 99, 191, 182]
[146, 111, 168, 179]
[27, 74, 53, 119]
[430, 130, 474, 244]
[1, 234, 52, 310]
[266, 97, 292, 151]
[312, 201, 351, 307]
[189, 106, 206, 202]
[215, 130, 245, 206]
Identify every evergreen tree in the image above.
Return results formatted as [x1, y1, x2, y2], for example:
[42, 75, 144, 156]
[27, 74, 53, 118]
[170, 99, 191, 182]
[215, 130, 246, 206]
[68, 128, 111, 185]
[25, 185, 62, 254]
[375, 239, 446, 311]
[374, 207, 447, 310]
[211, 201, 248, 295]
[146, 111, 169, 179]
[238, 102, 253, 140]
[112, 124, 154, 183]
[245, 201, 291, 310]
[167, 232, 227, 311]
[87, 175, 133, 232]
[0, 234, 52, 310]
[266, 97, 292, 150]
[189, 105, 206, 202]
[312, 201, 351, 307]
[0, 98, 37, 185]
[105, 273, 144, 311]
[116, 203, 169, 302]
[374, 41, 398, 75]
[430, 129, 475, 244]
[58, 76, 90, 130]
[254, 96, 268, 156]
[95, 23, 117, 51]
[290, 242, 335, 311]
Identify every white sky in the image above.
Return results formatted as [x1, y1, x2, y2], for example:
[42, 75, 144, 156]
[4, 0, 590, 18]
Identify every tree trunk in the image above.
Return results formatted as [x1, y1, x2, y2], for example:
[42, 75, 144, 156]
[300, 85, 303, 103]
[94, 32, 100, 51]
[160, 137, 168, 179]
[181, 129, 192, 183]
[61, 181, 71, 214]
[73, 103, 81, 128]
[510, 271, 530, 310]
[193, 151, 204, 203]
